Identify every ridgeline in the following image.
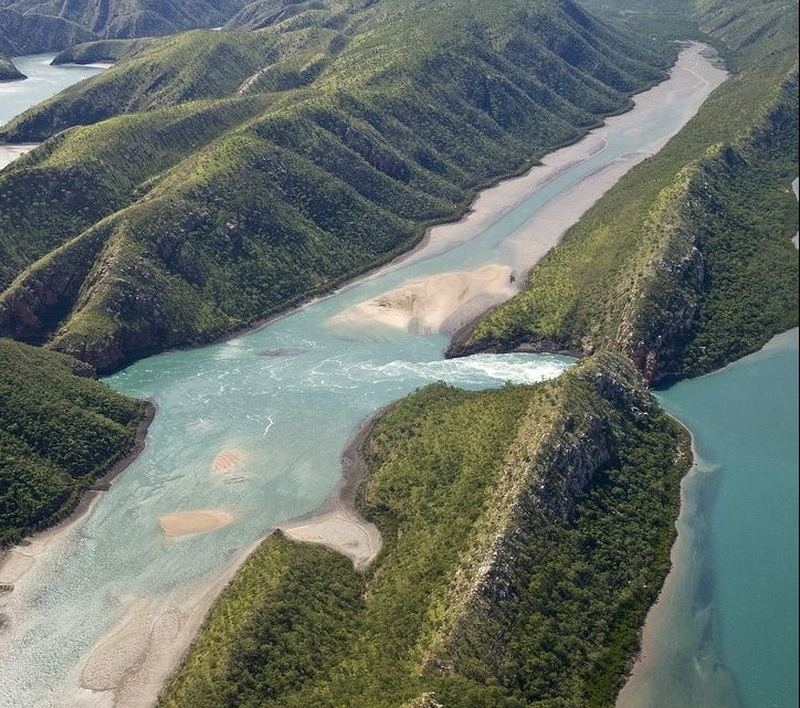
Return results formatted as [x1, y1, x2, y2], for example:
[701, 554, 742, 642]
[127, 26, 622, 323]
[0, 0, 670, 372]
[160, 354, 690, 708]
[450, 0, 799, 383]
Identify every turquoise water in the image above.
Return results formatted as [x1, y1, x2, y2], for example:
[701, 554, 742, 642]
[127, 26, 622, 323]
[0, 46, 778, 708]
[0, 55, 104, 126]
[655, 330, 799, 708]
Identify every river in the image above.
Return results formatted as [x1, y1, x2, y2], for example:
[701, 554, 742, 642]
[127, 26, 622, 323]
[0, 45, 793, 708]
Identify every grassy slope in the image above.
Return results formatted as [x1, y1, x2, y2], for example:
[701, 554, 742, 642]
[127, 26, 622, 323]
[0, 338, 146, 547]
[161, 354, 691, 708]
[457, 0, 799, 382]
[50, 38, 155, 65]
[0, 0, 670, 372]
[0, 0, 249, 54]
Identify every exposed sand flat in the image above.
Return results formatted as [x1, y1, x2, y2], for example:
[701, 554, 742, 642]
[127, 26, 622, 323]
[212, 448, 245, 474]
[71, 544, 257, 708]
[0, 550, 33, 586]
[159, 509, 234, 537]
[329, 264, 514, 335]
[280, 511, 382, 572]
[345, 42, 728, 282]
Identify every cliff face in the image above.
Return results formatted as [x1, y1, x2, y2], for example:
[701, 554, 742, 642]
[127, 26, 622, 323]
[423, 354, 687, 702]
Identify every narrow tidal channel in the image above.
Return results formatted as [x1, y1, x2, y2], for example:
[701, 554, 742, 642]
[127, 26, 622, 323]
[0, 46, 765, 707]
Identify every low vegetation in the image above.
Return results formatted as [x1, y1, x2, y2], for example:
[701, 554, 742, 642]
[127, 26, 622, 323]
[0, 338, 147, 547]
[161, 354, 691, 707]
[0, 0, 670, 373]
[455, 0, 798, 382]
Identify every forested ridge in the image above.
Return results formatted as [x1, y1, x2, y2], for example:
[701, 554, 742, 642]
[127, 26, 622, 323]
[0, 338, 147, 547]
[453, 0, 799, 382]
[161, 354, 690, 708]
[0, 0, 670, 372]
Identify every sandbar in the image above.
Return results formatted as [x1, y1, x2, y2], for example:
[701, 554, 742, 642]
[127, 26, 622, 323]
[329, 264, 514, 335]
[212, 448, 246, 474]
[159, 509, 234, 537]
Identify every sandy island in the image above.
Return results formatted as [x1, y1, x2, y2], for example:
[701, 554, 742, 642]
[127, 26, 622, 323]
[159, 509, 234, 537]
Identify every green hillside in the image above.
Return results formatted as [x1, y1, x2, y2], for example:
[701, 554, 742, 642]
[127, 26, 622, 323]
[453, 0, 799, 382]
[161, 354, 690, 708]
[0, 0, 248, 55]
[0, 338, 148, 547]
[0, 0, 670, 372]
[50, 37, 155, 65]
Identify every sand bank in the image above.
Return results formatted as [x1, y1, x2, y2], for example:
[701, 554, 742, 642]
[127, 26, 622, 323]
[328, 264, 514, 335]
[68, 543, 256, 708]
[332, 43, 728, 286]
[159, 509, 234, 537]
[211, 448, 246, 474]
[280, 408, 385, 571]
[281, 511, 381, 571]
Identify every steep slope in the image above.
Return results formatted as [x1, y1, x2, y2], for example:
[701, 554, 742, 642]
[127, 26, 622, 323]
[50, 37, 154, 65]
[0, 53, 24, 80]
[0, 0, 669, 372]
[0, 7, 95, 55]
[160, 354, 691, 707]
[451, 0, 798, 382]
[0, 0, 249, 54]
[0, 338, 149, 547]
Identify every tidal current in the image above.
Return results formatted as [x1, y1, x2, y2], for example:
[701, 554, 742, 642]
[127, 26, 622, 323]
[0, 47, 794, 708]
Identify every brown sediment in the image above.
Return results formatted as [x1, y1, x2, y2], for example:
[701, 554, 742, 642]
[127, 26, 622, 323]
[211, 448, 245, 474]
[159, 510, 235, 537]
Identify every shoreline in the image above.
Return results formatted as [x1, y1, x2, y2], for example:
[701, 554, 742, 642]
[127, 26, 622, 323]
[616, 327, 799, 706]
[279, 406, 387, 571]
[85, 45, 716, 377]
[1, 42, 729, 707]
[0, 401, 155, 589]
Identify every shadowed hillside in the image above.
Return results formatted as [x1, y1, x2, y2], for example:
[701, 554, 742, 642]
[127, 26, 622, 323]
[451, 0, 798, 383]
[0, 0, 669, 372]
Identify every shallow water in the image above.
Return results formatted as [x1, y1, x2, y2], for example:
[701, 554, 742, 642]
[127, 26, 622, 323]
[0, 55, 103, 168]
[0, 47, 744, 706]
[689, 330, 799, 708]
